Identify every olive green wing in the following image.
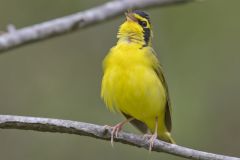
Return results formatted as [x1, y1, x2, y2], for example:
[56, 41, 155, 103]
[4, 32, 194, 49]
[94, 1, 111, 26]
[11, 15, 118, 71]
[150, 49, 172, 132]
[155, 65, 172, 132]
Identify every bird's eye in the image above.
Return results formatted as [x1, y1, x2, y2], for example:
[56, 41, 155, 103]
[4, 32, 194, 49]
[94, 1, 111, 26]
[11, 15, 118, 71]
[139, 21, 147, 28]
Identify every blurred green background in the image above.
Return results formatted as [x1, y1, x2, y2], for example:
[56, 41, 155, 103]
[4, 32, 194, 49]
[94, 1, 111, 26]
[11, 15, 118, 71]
[0, 0, 239, 159]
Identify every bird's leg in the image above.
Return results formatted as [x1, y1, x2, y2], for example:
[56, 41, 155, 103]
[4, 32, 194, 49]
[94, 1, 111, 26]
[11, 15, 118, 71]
[147, 117, 158, 151]
[105, 117, 134, 146]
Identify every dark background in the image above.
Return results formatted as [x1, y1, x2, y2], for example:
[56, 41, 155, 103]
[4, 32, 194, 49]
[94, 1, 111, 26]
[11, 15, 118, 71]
[0, 0, 239, 159]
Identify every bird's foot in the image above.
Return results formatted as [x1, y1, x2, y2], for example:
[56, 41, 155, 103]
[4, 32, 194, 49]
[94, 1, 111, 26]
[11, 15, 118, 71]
[144, 133, 157, 151]
[104, 123, 123, 146]
[143, 133, 152, 139]
[104, 118, 133, 146]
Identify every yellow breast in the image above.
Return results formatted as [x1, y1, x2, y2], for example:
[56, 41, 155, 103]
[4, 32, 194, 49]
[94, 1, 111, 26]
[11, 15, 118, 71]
[101, 42, 166, 125]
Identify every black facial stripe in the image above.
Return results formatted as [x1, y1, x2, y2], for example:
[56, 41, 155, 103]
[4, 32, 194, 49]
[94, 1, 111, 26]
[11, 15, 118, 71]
[132, 10, 151, 24]
[143, 28, 150, 45]
[138, 20, 147, 28]
[132, 10, 151, 46]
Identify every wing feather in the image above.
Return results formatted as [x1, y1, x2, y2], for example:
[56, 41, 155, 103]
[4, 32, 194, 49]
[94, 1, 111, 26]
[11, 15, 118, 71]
[150, 49, 172, 132]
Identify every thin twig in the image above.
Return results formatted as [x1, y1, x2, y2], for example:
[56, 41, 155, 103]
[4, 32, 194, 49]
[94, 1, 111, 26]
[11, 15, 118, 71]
[0, 115, 238, 160]
[0, 0, 195, 53]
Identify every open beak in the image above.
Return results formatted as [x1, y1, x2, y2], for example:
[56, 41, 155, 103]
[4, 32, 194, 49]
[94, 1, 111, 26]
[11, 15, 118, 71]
[125, 12, 137, 22]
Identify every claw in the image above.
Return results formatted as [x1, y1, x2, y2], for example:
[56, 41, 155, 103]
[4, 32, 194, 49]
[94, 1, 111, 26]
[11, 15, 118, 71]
[104, 118, 134, 147]
[143, 133, 152, 139]
[110, 123, 123, 146]
[148, 133, 157, 151]
[143, 133, 158, 151]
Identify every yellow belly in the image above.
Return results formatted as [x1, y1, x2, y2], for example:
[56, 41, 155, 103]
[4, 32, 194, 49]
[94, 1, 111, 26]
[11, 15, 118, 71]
[101, 44, 167, 132]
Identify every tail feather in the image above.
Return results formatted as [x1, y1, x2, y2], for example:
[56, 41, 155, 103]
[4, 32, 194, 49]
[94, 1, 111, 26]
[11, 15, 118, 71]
[167, 135, 176, 144]
[158, 132, 176, 144]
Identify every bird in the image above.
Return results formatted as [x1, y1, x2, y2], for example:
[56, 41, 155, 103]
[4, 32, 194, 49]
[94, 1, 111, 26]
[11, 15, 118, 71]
[101, 10, 175, 150]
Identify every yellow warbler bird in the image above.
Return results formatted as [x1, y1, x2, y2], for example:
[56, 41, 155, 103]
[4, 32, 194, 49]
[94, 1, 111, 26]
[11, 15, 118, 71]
[101, 10, 175, 150]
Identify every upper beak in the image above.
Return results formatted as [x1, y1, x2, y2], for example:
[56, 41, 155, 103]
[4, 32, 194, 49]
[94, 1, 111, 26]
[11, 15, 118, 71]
[125, 12, 137, 22]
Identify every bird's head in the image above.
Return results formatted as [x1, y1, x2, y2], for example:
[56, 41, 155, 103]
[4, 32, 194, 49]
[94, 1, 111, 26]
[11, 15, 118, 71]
[117, 10, 153, 47]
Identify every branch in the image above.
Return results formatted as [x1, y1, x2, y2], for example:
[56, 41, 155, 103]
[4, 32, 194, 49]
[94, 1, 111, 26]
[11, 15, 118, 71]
[0, 0, 195, 53]
[0, 115, 238, 160]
